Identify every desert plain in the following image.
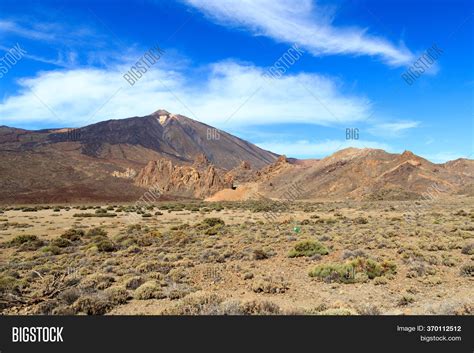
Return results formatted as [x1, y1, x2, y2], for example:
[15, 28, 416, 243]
[1, 197, 472, 315]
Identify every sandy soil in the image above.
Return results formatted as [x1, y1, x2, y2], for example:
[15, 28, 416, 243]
[1, 197, 473, 315]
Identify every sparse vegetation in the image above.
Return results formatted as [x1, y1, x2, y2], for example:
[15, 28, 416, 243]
[459, 264, 474, 277]
[0, 198, 472, 315]
[461, 243, 474, 255]
[73, 212, 117, 218]
[134, 281, 164, 300]
[9, 234, 38, 246]
[60, 228, 84, 241]
[288, 240, 329, 257]
[309, 258, 396, 283]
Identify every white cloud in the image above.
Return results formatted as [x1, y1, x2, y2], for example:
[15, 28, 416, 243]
[0, 19, 101, 44]
[368, 120, 419, 137]
[0, 61, 372, 128]
[0, 19, 119, 68]
[0, 20, 56, 41]
[182, 0, 414, 66]
[256, 139, 393, 158]
[0, 43, 78, 68]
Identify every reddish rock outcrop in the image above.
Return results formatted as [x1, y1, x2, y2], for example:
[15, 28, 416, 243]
[135, 158, 233, 198]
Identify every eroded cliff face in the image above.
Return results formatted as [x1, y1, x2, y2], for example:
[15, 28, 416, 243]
[135, 154, 233, 198]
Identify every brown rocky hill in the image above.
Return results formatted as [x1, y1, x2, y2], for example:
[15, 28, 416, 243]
[0, 110, 277, 203]
[46, 110, 277, 169]
[135, 154, 233, 198]
[209, 148, 474, 201]
[1, 111, 472, 203]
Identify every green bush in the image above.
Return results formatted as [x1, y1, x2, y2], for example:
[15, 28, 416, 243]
[310, 263, 355, 283]
[96, 240, 116, 252]
[288, 240, 329, 258]
[9, 234, 38, 246]
[309, 258, 396, 283]
[195, 218, 225, 235]
[0, 275, 19, 293]
[41, 245, 61, 255]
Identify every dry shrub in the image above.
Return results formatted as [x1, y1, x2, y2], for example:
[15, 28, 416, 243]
[73, 288, 129, 315]
[80, 274, 115, 291]
[425, 299, 472, 315]
[58, 288, 81, 305]
[317, 308, 356, 315]
[251, 276, 289, 294]
[356, 304, 382, 315]
[125, 276, 144, 290]
[460, 264, 474, 277]
[60, 228, 84, 241]
[73, 293, 111, 315]
[461, 243, 474, 255]
[134, 281, 164, 300]
[137, 261, 172, 274]
[239, 300, 281, 315]
[162, 293, 281, 315]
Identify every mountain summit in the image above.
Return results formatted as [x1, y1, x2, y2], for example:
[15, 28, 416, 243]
[0, 110, 276, 203]
[0, 111, 472, 203]
[46, 110, 277, 169]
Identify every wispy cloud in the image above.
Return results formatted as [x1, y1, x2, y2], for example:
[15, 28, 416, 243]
[0, 19, 101, 45]
[0, 19, 114, 68]
[182, 0, 414, 66]
[368, 120, 420, 137]
[0, 20, 57, 41]
[0, 44, 78, 68]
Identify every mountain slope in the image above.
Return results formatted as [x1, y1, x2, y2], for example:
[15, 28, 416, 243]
[0, 110, 277, 203]
[209, 148, 474, 201]
[1, 112, 472, 203]
[47, 110, 277, 169]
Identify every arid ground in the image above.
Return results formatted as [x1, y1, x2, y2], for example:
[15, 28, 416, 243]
[1, 197, 473, 315]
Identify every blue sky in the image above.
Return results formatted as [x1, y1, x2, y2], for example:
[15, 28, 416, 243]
[0, 0, 472, 162]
